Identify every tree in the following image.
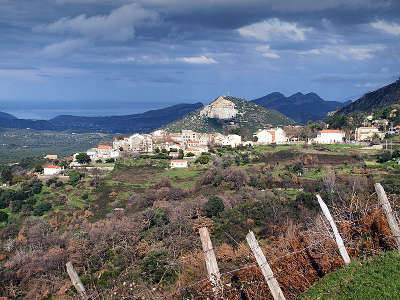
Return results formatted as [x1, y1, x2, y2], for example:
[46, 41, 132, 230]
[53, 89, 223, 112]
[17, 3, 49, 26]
[34, 164, 43, 173]
[68, 170, 83, 185]
[75, 152, 91, 164]
[196, 153, 211, 164]
[178, 149, 184, 159]
[204, 196, 225, 218]
[1, 167, 12, 184]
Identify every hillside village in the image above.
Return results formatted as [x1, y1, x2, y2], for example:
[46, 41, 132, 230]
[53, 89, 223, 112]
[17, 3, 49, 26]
[66, 123, 392, 170]
[1, 93, 400, 299]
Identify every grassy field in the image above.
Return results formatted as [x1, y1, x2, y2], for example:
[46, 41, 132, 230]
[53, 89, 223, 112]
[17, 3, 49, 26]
[300, 251, 400, 300]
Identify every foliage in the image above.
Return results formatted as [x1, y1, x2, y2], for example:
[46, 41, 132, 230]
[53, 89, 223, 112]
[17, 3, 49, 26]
[0, 189, 14, 209]
[292, 192, 318, 210]
[382, 178, 400, 194]
[33, 202, 52, 216]
[0, 211, 8, 222]
[377, 151, 392, 163]
[35, 164, 44, 173]
[195, 153, 211, 164]
[204, 196, 225, 218]
[105, 158, 115, 163]
[1, 167, 12, 183]
[150, 208, 169, 227]
[76, 152, 91, 164]
[46, 178, 57, 187]
[139, 249, 176, 284]
[68, 170, 83, 185]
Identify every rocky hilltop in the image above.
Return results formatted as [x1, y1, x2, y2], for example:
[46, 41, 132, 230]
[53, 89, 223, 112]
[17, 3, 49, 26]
[200, 96, 238, 119]
[162, 95, 295, 137]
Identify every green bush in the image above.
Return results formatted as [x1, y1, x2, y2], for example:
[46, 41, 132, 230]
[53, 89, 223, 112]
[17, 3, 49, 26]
[68, 170, 83, 185]
[0, 189, 15, 209]
[55, 181, 64, 188]
[382, 178, 400, 194]
[0, 211, 8, 222]
[46, 178, 57, 187]
[293, 192, 318, 210]
[81, 193, 89, 200]
[33, 202, 52, 216]
[195, 153, 211, 164]
[377, 151, 392, 163]
[105, 158, 115, 163]
[204, 196, 225, 218]
[139, 249, 176, 284]
[150, 208, 169, 227]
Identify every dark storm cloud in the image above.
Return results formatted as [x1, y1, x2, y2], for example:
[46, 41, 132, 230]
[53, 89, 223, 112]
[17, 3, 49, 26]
[0, 0, 399, 110]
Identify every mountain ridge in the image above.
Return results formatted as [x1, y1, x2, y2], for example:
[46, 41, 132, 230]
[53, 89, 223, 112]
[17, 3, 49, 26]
[336, 79, 400, 114]
[0, 102, 203, 133]
[251, 92, 348, 123]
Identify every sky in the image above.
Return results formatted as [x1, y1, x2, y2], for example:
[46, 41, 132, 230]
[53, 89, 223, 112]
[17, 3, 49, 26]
[0, 0, 400, 118]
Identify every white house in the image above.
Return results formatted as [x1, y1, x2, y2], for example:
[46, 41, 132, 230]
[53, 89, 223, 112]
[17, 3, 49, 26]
[225, 134, 242, 148]
[313, 129, 345, 144]
[355, 127, 383, 141]
[113, 137, 129, 151]
[254, 129, 273, 144]
[43, 165, 62, 176]
[170, 160, 188, 168]
[270, 128, 288, 144]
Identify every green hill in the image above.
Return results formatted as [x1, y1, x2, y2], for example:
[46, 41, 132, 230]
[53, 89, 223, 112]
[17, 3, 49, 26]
[337, 79, 400, 114]
[162, 96, 295, 136]
[300, 251, 400, 300]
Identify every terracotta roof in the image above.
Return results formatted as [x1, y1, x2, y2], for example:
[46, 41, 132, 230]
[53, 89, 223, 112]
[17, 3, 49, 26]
[321, 129, 344, 133]
[98, 145, 112, 149]
[44, 165, 61, 169]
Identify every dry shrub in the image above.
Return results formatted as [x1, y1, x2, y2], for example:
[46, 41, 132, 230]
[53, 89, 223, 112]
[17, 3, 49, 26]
[222, 167, 249, 190]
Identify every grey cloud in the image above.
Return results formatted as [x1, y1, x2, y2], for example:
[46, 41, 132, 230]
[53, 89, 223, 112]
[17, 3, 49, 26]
[35, 3, 158, 41]
[41, 39, 89, 58]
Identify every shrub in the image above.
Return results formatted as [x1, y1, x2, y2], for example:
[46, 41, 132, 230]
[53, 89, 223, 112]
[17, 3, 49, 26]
[195, 153, 211, 164]
[55, 181, 64, 188]
[293, 192, 318, 210]
[105, 158, 115, 163]
[81, 193, 89, 200]
[382, 178, 400, 194]
[0, 189, 15, 209]
[204, 196, 225, 218]
[0, 211, 8, 222]
[150, 208, 169, 227]
[33, 202, 52, 216]
[1, 167, 12, 183]
[377, 151, 392, 163]
[46, 178, 57, 187]
[139, 249, 176, 284]
[68, 170, 83, 185]
[96, 159, 103, 163]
